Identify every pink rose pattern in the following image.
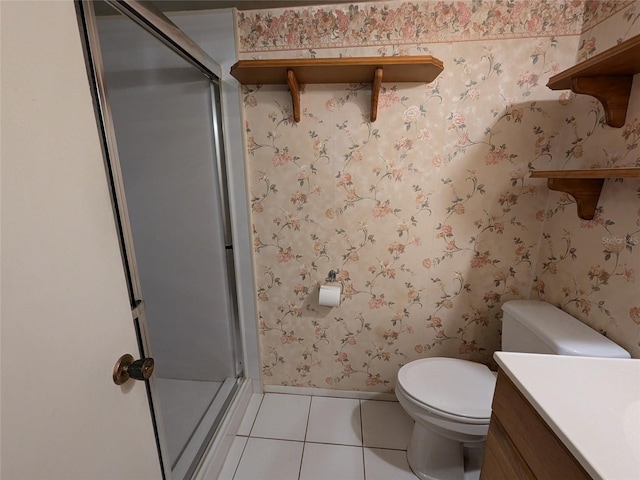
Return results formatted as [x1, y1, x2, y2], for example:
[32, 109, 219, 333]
[238, 1, 640, 392]
[237, 1, 631, 54]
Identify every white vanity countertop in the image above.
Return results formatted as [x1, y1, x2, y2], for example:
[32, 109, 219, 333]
[494, 352, 640, 480]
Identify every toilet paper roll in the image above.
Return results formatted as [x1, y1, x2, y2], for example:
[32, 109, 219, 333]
[318, 285, 341, 307]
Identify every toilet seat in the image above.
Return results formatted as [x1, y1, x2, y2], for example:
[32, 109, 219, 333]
[397, 357, 496, 422]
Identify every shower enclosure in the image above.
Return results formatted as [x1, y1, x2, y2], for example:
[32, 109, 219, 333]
[79, 2, 244, 478]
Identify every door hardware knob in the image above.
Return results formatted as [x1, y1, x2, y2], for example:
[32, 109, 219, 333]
[113, 354, 154, 385]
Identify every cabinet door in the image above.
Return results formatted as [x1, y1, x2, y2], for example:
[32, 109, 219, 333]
[481, 371, 591, 480]
[481, 415, 535, 480]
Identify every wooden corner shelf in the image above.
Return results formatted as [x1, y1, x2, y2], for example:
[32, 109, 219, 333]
[530, 168, 640, 219]
[230, 56, 444, 122]
[547, 34, 640, 128]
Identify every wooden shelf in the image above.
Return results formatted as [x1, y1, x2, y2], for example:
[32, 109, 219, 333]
[530, 168, 640, 219]
[230, 56, 444, 122]
[547, 34, 640, 128]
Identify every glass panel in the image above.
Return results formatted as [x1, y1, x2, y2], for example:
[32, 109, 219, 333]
[92, 4, 241, 478]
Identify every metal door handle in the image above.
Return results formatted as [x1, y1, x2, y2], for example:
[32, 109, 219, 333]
[113, 354, 154, 385]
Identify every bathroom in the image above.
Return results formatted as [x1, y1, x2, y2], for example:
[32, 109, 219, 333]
[215, 0, 640, 478]
[233, 0, 640, 386]
[2, 0, 639, 480]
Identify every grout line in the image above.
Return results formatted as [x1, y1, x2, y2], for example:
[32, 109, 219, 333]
[245, 393, 265, 437]
[301, 439, 365, 448]
[297, 445, 304, 480]
[359, 399, 365, 446]
[232, 394, 263, 480]
[303, 395, 313, 442]
[243, 431, 411, 451]
[298, 396, 314, 480]
[247, 435, 306, 443]
[230, 436, 249, 480]
[246, 434, 406, 451]
[363, 445, 411, 452]
[359, 399, 366, 480]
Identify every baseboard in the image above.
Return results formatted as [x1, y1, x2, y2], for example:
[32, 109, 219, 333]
[263, 384, 398, 401]
[192, 378, 254, 480]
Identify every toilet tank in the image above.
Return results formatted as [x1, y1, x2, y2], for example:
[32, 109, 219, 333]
[501, 300, 630, 358]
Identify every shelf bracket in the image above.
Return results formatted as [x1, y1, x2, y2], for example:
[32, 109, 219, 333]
[370, 67, 383, 122]
[547, 177, 605, 220]
[571, 76, 633, 128]
[287, 69, 301, 122]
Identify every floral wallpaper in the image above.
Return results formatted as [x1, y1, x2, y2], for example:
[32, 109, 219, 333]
[235, 0, 640, 392]
[236, 0, 630, 55]
[533, 2, 640, 359]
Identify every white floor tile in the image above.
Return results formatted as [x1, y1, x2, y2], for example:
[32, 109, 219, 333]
[306, 396, 362, 446]
[299, 442, 364, 480]
[363, 448, 418, 480]
[233, 437, 303, 480]
[216, 436, 247, 480]
[361, 400, 414, 450]
[250, 393, 311, 441]
[237, 394, 263, 436]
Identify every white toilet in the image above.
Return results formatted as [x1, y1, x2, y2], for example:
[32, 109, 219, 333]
[395, 300, 631, 480]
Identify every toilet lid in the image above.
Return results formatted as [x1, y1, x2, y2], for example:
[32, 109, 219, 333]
[397, 358, 496, 419]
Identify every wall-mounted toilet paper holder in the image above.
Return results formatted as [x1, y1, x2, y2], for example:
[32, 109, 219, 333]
[319, 270, 341, 307]
[326, 270, 337, 282]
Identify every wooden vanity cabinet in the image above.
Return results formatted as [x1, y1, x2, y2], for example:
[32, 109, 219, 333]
[480, 370, 591, 480]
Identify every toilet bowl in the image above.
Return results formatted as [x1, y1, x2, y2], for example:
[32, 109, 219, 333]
[395, 300, 631, 480]
[395, 358, 496, 480]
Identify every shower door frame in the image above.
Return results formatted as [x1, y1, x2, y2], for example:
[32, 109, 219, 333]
[77, 1, 244, 478]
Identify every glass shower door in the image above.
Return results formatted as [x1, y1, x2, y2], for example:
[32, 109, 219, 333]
[83, 2, 242, 478]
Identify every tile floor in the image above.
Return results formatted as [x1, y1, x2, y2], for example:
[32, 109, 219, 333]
[218, 393, 484, 480]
